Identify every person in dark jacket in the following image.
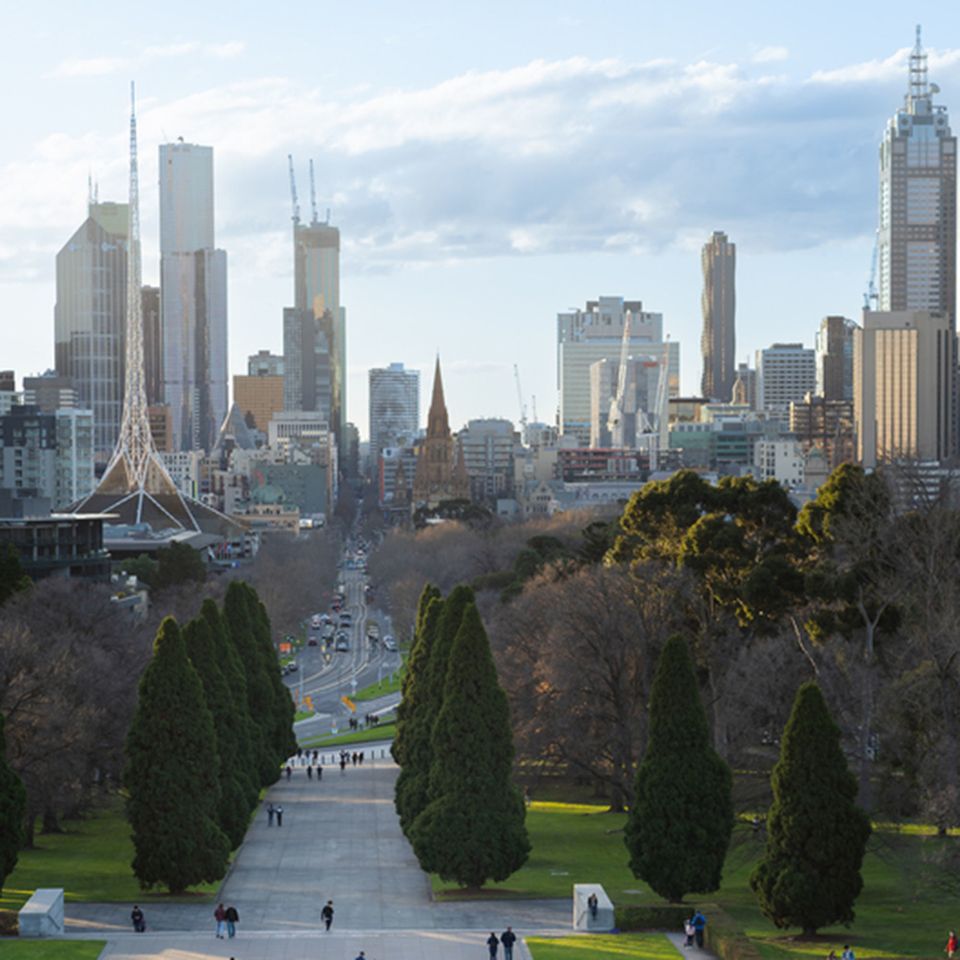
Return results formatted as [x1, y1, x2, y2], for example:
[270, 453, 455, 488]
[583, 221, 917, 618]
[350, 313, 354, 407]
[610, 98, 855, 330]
[224, 904, 239, 938]
[131, 905, 145, 932]
[321, 899, 334, 931]
[487, 931, 500, 958]
[692, 910, 706, 948]
[500, 926, 517, 960]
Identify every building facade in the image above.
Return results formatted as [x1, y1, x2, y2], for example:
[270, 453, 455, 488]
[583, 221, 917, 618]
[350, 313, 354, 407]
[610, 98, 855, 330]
[877, 29, 956, 320]
[283, 307, 334, 420]
[248, 350, 284, 377]
[558, 297, 679, 445]
[589, 355, 661, 448]
[369, 363, 420, 461]
[458, 418, 518, 504]
[54, 199, 127, 461]
[159, 142, 228, 452]
[854, 309, 956, 468]
[700, 231, 736, 401]
[815, 316, 856, 401]
[756, 343, 816, 412]
[141, 285, 163, 406]
[233, 374, 284, 433]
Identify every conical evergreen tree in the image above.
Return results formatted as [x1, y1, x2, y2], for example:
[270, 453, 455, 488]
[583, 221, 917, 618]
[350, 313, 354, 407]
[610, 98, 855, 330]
[750, 682, 871, 935]
[248, 587, 297, 762]
[409, 602, 530, 887]
[625, 635, 733, 902]
[394, 595, 444, 833]
[124, 617, 230, 893]
[0, 712, 26, 894]
[201, 598, 260, 807]
[183, 615, 250, 848]
[0, 544, 29, 608]
[224, 580, 278, 784]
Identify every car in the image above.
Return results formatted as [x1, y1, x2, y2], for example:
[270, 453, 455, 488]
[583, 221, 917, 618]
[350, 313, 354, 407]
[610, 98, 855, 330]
[383, 635, 398, 652]
[320, 613, 333, 624]
[310, 615, 322, 629]
[335, 637, 349, 652]
[340, 612, 352, 623]
[307, 638, 318, 646]
[285, 661, 298, 673]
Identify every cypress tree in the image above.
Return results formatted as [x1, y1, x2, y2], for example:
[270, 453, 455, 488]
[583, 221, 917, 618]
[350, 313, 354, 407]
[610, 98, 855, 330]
[183, 615, 250, 848]
[0, 712, 26, 894]
[124, 617, 230, 893]
[201, 599, 260, 808]
[409, 602, 530, 887]
[394, 595, 444, 833]
[625, 635, 733, 902]
[750, 682, 871, 935]
[224, 581, 278, 784]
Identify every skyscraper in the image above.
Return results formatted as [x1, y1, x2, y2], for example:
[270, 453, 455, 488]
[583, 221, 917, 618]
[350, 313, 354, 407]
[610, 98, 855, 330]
[283, 306, 334, 417]
[815, 316, 857, 401]
[877, 27, 956, 319]
[159, 141, 228, 452]
[54, 198, 127, 461]
[700, 231, 736, 401]
[369, 363, 420, 460]
[756, 343, 816, 413]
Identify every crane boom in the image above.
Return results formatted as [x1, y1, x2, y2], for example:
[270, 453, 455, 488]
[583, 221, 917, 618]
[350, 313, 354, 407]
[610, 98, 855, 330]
[513, 364, 528, 433]
[309, 158, 319, 225]
[607, 313, 632, 446]
[287, 154, 300, 225]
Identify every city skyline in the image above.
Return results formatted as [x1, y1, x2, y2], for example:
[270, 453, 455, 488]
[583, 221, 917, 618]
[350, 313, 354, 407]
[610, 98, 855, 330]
[1, 4, 960, 437]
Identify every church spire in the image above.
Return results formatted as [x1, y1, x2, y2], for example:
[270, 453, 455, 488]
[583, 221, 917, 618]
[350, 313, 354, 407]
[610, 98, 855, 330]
[426, 354, 450, 438]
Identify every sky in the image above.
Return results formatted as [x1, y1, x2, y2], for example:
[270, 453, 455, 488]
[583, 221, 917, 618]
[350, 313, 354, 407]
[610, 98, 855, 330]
[1, 1, 959, 439]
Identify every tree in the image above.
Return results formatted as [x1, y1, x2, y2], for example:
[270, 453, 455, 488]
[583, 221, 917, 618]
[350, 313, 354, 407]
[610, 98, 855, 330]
[183, 615, 251, 848]
[410, 602, 530, 886]
[0, 712, 26, 893]
[750, 682, 871, 935]
[124, 617, 229, 893]
[624, 635, 733, 902]
[394, 592, 444, 833]
[0, 544, 30, 607]
[153, 542, 207, 591]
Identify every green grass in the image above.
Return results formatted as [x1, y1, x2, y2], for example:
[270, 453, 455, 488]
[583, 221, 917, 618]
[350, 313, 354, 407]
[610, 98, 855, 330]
[436, 802, 956, 960]
[0, 943, 107, 960]
[294, 709, 314, 722]
[300, 722, 396, 748]
[351, 664, 405, 702]
[527, 933, 679, 960]
[0, 801, 219, 911]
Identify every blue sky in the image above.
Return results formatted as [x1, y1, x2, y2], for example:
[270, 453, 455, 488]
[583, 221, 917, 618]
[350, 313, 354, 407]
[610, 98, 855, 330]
[1, 1, 959, 437]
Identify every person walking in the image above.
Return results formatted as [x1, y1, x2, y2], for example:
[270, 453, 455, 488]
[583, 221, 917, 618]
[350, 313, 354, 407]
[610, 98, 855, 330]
[321, 900, 334, 931]
[285, 765, 292, 780]
[841, 946, 855, 960]
[501, 926, 517, 960]
[358, 751, 364, 766]
[684, 917, 695, 948]
[307, 765, 313, 780]
[948, 932, 959, 959]
[487, 931, 500, 958]
[276, 804, 284, 827]
[267, 802, 275, 826]
[692, 910, 706, 949]
[130, 905, 145, 933]
[214, 902, 226, 938]
[224, 904, 239, 938]
[587, 892, 598, 921]
[340, 754, 347, 773]
[317, 765, 323, 781]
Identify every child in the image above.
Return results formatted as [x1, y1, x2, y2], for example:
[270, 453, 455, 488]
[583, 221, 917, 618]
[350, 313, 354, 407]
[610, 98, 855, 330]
[684, 918, 695, 948]
[947, 931, 958, 959]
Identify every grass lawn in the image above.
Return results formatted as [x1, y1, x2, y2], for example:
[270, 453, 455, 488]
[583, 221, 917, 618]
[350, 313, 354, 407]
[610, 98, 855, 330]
[0, 800, 219, 912]
[352, 666, 404, 702]
[527, 933, 680, 960]
[300, 722, 396, 748]
[0, 943, 107, 960]
[294, 709, 315, 722]
[435, 802, 955, 960]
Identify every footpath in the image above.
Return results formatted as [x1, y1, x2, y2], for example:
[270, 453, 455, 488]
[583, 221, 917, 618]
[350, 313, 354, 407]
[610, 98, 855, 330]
[65, 756, 570, 959]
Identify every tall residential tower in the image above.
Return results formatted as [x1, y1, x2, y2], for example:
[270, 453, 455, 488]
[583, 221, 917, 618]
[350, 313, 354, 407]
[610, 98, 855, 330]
[700, 231, 736, 401]
[877, 27, 956, 320]
[159, 141, 228, 452]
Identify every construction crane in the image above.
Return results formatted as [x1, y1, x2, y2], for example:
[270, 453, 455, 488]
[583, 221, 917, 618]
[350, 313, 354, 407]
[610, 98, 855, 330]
[309, 158, 319, 225]
[863, 231, 879, 310]
[513, 364, 528, 436]
[287, 154, 300, 226]
[607, 313, 632, 448]
[653, 337, 670, 472]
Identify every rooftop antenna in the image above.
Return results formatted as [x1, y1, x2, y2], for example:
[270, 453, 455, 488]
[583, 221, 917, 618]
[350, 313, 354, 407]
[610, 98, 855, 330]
[87, 172, 94, 207]
[287, 154, 300, 226]
[325, 207, 331, 225]
[908, 23, 928, 102]
[308, 158, 319, 225]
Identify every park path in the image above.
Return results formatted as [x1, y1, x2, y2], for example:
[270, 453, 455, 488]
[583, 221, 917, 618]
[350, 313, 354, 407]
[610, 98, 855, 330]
[66, 755, 568, 936]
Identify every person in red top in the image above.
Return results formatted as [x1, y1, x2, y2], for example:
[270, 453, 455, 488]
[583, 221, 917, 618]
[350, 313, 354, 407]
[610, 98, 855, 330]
[214, 903, 226, 939]
[946, 931, 958, 959]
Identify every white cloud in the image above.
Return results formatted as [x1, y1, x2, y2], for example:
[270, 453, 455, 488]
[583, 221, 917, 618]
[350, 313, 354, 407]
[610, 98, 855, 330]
[809, 47, 960, 85]
[753, 46, 789, 64]
[47, 40, 245, 80]
[48, 56, 129, 78]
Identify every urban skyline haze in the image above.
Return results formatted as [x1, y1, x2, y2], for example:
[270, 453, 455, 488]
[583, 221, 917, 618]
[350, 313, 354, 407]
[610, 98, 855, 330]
[1, 1, 959, 437]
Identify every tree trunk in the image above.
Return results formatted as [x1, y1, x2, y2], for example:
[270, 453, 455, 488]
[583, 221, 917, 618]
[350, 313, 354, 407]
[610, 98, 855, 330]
[22, 812, 36, 849]
[42, 808, 63, 834]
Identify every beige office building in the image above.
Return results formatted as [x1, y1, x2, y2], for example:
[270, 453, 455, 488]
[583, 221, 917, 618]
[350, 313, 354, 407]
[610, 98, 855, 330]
[233, 374, 284, 433]
[854, 309, 956, 468]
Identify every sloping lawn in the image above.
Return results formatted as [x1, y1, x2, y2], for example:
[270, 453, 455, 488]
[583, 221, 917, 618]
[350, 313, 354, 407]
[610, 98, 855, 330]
[527, 933, 680, 960]
[0, 943, 106, 960]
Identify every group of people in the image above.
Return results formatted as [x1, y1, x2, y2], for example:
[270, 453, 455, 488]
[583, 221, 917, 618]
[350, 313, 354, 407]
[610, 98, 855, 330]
[826, 946, 856, 960]
[339, 749, 364, 770]
[266, 802, 285, 826]
[486, 926, 518, 959]
[213, 903, 240, 938]
[683, 910, 707, 948]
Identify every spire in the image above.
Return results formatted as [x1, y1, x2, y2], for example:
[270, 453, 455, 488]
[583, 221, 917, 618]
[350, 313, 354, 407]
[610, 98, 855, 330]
[908, 23, 929, 104]
[426, 355, 450, 438]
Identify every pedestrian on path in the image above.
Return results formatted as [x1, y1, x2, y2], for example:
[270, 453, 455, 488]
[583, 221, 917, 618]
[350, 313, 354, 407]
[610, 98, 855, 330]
[130, 905, 145, 933]
[267, 802, 275, 826]
[684, 917, 695, 947]
[317, 765, 323, 781]
[501, 926, 517, 960]
[587, 892, 598, 920]
[354, 953, 366, 960]
[307, 765, 313, 780]
[340, 753, 347, 773]
[321, 899, 334, 931]
[487, 932, 500, 958]
[214, 902, 226, 938]
[225, 904, 239, 938]
[276, 804, 284, 827]
[692, 910, 706, 949]
[358, 751, 364, 765]
[286, 765, 292, 780]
